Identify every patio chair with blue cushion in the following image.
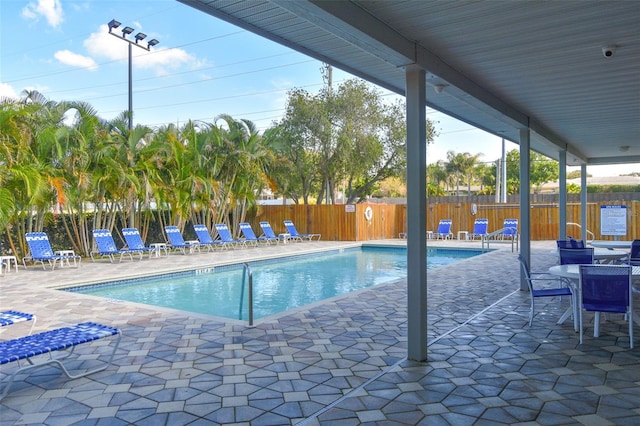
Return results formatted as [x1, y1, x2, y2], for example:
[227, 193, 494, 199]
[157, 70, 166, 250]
[121, 228, 152, 258]
[23, 232, 81, 270]
[622, 240, 640, 266]
[469, 218, 488, 240]
[0, 322, 121, 401]
[193, 224, 223, 251]
[578, 264, 633, 348]
[0, 310, 36, 335]
[518, 254, 573, 327]
[434, 219, 453, 240]
[215, 224, 245, 249]
[259, 221, 284, 244]
[558, 248, 594, 265]
[164, 226, 200, 254]
[284, 220, 321, 241]
[239, 222, 275, 246]
[556, 238, 585, 249]
[91, 229, 141, 263]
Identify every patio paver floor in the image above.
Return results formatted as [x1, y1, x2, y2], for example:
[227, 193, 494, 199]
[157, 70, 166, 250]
[1, 239, 638, 425]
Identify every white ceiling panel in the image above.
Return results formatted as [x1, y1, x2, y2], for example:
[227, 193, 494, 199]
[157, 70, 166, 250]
[179, 0, 640, 166]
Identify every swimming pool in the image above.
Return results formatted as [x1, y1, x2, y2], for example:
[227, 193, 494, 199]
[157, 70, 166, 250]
[65, 247, 485, 321]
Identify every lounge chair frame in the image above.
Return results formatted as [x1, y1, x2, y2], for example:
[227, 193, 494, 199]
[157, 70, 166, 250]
[193, 224, 223, 251]
[165, 226, 200, 254]
[23, 232, 81, 270]
[121, 228, 153, 258]
[239, 222, 276, 246]
[0, 322, 121, 401]
[259, 221, 284, 244]
[91, 229, 141, 263]
[215, 224, 245, 249]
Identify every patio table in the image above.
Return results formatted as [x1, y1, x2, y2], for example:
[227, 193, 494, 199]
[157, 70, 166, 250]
[589, 240, 633, 249]
[548, 264, 640, 334]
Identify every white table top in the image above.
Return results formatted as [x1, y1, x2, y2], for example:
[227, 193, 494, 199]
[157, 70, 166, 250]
[549, 264, 640, 279]
[589, 240, 633, 249]
[552, 248, 628, 260]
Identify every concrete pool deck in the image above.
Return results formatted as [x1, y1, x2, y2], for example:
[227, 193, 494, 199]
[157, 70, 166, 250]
[1, 239, 638, 425]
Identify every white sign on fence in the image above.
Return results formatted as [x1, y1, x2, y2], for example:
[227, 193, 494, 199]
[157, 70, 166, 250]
[600, 205, 627, 236]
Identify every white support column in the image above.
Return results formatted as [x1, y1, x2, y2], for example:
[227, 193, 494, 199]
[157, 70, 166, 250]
[405, 65, 427, 362]
[558, 150, 567, 240]
[519, 128, 531, 291]
[581, 163, 588, 242]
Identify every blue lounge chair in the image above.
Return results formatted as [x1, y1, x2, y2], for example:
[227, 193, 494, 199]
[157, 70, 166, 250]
[0, 310, 36, 335]
[164, 226, 199, 254]
[434, 220, 453, 240]
[579, 265, 633, 348]
[239, 222, 273, 246]
[259, 221, 285, 244]
[91, 229, 141, 262]
[193, 224, 223, 251]
[23, 232, 81, 270]
[469, 218, 488, 240]
[121, 228, 152, 258]
[215, 224, 245, 248]
[0, 322, 121, 401]
[502, 218, 519, 240]
[283, 220, 321, 241]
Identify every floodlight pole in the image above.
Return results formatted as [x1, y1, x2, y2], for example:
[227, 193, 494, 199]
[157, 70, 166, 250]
[107, 19, 159, 131]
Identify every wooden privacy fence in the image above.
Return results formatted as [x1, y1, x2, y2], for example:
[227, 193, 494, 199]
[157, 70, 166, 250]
[247, 199, 640, 241]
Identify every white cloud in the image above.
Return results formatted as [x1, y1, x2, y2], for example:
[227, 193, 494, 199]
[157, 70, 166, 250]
[84, 25, 198, 75]
[54, 50, 98, 71]
[22, 0, 64, 28]
[0, 83, 19, 100]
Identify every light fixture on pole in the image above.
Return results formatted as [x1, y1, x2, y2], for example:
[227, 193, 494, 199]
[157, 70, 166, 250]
[107, 19, 159, 131]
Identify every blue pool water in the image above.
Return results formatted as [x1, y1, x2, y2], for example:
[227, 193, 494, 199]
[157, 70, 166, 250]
[66, 247, 484, 320]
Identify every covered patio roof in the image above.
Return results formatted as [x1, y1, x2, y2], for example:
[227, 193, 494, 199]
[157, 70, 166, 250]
[178, 0, 639, 166]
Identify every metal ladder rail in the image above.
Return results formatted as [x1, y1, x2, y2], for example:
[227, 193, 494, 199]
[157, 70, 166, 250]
[566, 222, 595, 242]
[239, 263, 254, 326]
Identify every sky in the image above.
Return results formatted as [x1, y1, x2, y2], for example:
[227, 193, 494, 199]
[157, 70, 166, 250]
[1, 0, 635, 177]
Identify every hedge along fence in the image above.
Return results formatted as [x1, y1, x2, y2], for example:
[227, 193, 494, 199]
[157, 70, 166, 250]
[247, 198, 640, 242]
